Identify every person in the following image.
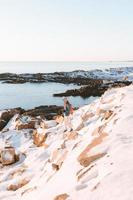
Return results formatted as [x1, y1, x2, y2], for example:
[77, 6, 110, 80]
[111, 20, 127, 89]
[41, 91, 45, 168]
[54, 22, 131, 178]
[63, 97, 74, 132]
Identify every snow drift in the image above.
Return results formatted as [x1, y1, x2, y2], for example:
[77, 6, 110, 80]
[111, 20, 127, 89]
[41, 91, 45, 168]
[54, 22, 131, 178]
[0, 84, 133, 200]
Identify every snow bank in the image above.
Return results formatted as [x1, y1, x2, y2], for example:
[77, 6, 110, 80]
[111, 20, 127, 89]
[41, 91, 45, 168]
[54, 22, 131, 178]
[0, 84, 133, 200]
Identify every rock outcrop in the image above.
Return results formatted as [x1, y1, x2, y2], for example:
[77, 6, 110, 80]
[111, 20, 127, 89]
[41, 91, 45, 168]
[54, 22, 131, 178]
[0, 147, 18, 165]
[33, 128, 47, 147]
[16, 116, 37, 130]
[7, 179, 29, 191]
[54, 81, 131, 98]
[23, 105, 64, 120]
[54, 193, 69, 200]
[0, 85, 133, 200]
[78, 132, 108, 167]
[0, 108, 24, 131]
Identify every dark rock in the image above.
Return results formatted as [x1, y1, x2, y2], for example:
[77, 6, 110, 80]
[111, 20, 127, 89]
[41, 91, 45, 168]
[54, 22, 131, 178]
[54, 81, 132, 98]
[23, 105, 64, 120]
[0, 68, 133, 86]
[3, 79, 26, 84]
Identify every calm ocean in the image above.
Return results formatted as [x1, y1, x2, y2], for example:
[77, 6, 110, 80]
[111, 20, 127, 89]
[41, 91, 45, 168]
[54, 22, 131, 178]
[0, 61, 133, 110]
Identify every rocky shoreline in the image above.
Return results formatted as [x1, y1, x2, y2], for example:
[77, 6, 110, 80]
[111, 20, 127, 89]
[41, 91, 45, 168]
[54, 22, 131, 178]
[0, 67, 133, 84]
[54, 80, 132, 98]
[0, 68, 132, 131]
[0, 79, 131, 131]
[0, 68, 133, 99]
[0, 105, 64, 131]
[0, 85, 133, 199]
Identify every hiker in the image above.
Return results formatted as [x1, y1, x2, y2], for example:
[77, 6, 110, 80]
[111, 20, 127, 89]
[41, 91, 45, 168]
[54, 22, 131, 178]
[63, 97, 74, 132]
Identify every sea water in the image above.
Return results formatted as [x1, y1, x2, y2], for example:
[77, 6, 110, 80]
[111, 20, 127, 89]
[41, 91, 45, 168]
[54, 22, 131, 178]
[0, 61, 133, 110]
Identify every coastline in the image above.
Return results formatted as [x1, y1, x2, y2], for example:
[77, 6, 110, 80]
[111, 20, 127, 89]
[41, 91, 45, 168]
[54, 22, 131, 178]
[0, 85, 133, 199]
[0, 67, 132, 124]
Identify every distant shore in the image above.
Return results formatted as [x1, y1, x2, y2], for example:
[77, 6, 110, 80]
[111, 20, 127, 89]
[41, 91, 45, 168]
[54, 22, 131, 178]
[0, 67, 132, 98]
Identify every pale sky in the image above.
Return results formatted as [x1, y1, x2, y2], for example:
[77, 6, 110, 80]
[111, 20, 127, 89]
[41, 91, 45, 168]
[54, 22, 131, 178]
[0, 0, 133, 61]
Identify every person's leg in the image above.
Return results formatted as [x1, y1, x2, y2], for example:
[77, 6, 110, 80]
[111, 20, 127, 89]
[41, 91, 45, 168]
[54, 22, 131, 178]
[64, 115, 73, 132]
[64, 115, 68, 131]
[67, 115, 71, 131]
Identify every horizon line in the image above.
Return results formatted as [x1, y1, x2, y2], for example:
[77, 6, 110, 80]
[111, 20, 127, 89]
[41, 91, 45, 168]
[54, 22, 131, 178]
[0, 60, 133, 62]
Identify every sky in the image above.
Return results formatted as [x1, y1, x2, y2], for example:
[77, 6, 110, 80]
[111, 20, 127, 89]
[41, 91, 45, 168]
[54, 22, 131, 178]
[0, 0, 133, 61]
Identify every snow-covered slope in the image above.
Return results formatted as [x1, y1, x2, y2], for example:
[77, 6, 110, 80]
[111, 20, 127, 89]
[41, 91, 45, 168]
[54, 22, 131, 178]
[0, 84, 133, 200]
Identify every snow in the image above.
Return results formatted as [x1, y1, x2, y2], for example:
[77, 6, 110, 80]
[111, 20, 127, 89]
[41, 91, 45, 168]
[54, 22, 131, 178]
[0, 84, 133, 200]
[55, 67, 133, 81]
[7, 67, 133, 82]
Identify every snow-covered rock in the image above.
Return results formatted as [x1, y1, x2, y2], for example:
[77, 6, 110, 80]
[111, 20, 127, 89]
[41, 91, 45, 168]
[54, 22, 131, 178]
[0, 147, 17, 165]
[0, 85, 133, 200]
[33, 128, 47, 147]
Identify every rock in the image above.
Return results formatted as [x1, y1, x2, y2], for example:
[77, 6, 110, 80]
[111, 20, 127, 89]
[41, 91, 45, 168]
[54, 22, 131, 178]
[54, 115, 64, 124]
[54, 81, 131, 98]
[33, 129, 47, 147]
[40, 120, 48, 129]
[0, 147, 16, 165]
[82, 112, 94, 121]
[23, 105, 64, 120]
[52, 163, 60, 171]
[0, 108, 25, 131]
[65, 131, 78, 140]
[16, 120, 36, 130]
[78, 132, 108, 167]
[78, 153, 106, 167]
[16, 116, 43, 130]
[3, 79, 26, 84]
[54, 193, 69, 200]
[92, 124, 107, 136]
[7, 179, 29, 191]
[104, 110, 113, 120]
[9, 167, 26, 178]
[96, 108, 106, 115]
[75, 122, 84, 131]
[0, 120, 6, 131]
[54, 79, 104, 98]
[77, 164, 96, 181]
[50, 148, 68, 170]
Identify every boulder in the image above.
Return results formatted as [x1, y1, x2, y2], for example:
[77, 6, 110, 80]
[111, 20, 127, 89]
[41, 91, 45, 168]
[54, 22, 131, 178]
[0, 147, 16, 165]
[23, 105, 63, 120]
[0, 119, 6, 131]
[40, 120, 48, 129]
[16, 116, 38, 130]
[54, 193, 69, 200]
[78, 152, 106, 167]
[54, 115, 64, 124]
[104, 110, 113, 120]
[78, 132, 108, 167]
[16, 121, 36, 130]
[0, 108, 24, 131]
[33, 129, 47, 147]
[50, 148, 68, 170]
[7, 179, 29, 191]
